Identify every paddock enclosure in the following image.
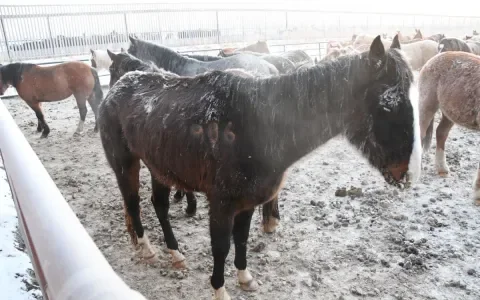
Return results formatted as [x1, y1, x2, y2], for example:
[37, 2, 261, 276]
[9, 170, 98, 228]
[1, 4, 480, 300]
[2, 81, 479, 299]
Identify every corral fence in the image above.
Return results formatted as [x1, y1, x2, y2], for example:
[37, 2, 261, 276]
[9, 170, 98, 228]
[0, 100, 149, 300]
[2, 3, 480, 62]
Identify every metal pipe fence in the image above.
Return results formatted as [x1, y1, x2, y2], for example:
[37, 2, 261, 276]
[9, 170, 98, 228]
[0, 100, 149, 300]
[2, 4, 480, 62]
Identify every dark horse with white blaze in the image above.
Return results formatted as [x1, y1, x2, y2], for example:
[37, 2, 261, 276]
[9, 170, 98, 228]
[127, 36, 278, 77]
[0, 62, 103, 137]
[98, 35, 421, 300]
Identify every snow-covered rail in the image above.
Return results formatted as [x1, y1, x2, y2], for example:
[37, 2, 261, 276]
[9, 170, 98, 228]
[0, 100, 147, 300]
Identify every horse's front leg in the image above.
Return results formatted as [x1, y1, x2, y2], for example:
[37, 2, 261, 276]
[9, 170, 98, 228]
[209, 200, 235, 300]
[474, 163, 480, 206]
[233, 209, 258, 292]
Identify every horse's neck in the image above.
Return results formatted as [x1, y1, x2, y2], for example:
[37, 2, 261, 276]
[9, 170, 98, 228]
[140, 44, 197, 75]
[238, 56, 370, 168]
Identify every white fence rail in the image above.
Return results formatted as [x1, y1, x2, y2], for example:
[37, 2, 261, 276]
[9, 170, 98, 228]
[0, 100, 147, 300]
[2, 4, 480, 61]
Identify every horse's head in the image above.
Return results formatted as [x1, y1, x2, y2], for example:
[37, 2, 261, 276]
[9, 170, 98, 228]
[413, 29, 423, 39]
[347, 34, 421, 187]
[107, 49, 124, 88]
[90, 49, 97, 69]
[127, 35, 139, 57]
[0, 64, 9, 96]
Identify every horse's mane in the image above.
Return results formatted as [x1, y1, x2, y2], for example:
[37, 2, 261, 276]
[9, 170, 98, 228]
[116, 52, 162, 73]
[130, 39, 192, 71]
[0, 63, 35, 88]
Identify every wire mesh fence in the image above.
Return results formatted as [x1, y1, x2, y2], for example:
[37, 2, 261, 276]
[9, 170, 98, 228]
[2, 4, 480, 62]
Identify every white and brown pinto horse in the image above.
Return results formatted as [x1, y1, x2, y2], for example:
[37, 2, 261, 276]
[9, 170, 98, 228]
[419, 51, 480, 205]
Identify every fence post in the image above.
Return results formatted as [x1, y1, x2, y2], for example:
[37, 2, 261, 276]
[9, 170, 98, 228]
[215, 11, 220, 44]
[0, 16, 12, 62]
[46, 16, 55, 56]
[124, 13, 129, 39]
[285, 11, 288, 30]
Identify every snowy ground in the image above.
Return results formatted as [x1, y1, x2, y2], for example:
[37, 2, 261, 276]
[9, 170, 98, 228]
[0, 156, 42, 300]
[2, 71, 479, 300]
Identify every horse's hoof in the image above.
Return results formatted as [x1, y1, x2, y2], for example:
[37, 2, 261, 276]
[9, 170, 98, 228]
[143, 253, 160, 264]
[212, 287, 231, 300]
[474, 198, 480, 206]
[185, 207, 197, 217]
[438, 171, 449, 177]
[262, 217, 279, 233]
[240, 279, 259, 292]
[40, 133, 49, 138]
[172, 259, 187, 269]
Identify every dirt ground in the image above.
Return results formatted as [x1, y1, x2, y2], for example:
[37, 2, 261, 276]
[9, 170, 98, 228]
[3, 83, 480, 300]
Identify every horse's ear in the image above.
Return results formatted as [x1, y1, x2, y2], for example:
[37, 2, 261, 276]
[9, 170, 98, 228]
[129, 35, 137, 44]
[107, 49, 117, 60]
[369, 36, 386, 68]
[120, 47, 126, 53]
[90, 49, 95, 56]
[314, 57, 318, 64]
[390, 34, 401, 49]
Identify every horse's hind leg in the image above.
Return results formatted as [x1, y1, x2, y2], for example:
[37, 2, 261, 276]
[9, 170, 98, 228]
[185, 192, 197, 216]
[474, 163, 480, 205]
[435, 113, 454, 176]
[27, 102, 50, 138]
[262, 197, 280, 233]
[74, 94, 88, 134]
[173, 190, 185, 202]
[150, 175, 186, 268]
[103, 140, 157, 262]
[86, 94, 98, 132]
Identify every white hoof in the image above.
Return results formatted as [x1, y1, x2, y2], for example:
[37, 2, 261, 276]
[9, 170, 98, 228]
[213, 287, 231, 300]
[238, 269, 259, 291]
[474, 189, 480, 206]
[169, 249, 186, 269]
[138, 234, 157, 263]
[263, 217, 279, 233]
[75, 120, 85, 134]
[435, 149, 449, 176]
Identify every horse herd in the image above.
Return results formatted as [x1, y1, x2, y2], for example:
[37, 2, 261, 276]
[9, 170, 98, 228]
[0, 29, 479, 300]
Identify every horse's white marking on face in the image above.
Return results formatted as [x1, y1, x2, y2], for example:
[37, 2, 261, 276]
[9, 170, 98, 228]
[435, 148, 449, 174]
[439, 44, 445, 50]
[407, 82, 422, 183]
[75, 120, 84, 133]
[213, 287, 231, 300]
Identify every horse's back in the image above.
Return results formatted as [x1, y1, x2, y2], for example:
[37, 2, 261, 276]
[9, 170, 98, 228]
[208, 54, 278, 76]
[99, 71, 219, 191]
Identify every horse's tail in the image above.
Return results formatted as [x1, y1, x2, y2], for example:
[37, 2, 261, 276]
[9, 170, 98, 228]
[90, 67, 103, 109]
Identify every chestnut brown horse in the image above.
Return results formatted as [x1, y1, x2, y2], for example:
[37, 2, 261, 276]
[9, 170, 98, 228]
[0, 61, 103, 137]
[218, 40, 270, 57]
[419, 51, 480, 205]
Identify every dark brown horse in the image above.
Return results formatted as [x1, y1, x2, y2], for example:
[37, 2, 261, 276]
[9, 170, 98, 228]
[0, 62, 103, 137]
[419, 51, 480, 205]
[98, 35, 421, 300]
[218, 40, 270, 57]
[107, 49, 281, 230]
